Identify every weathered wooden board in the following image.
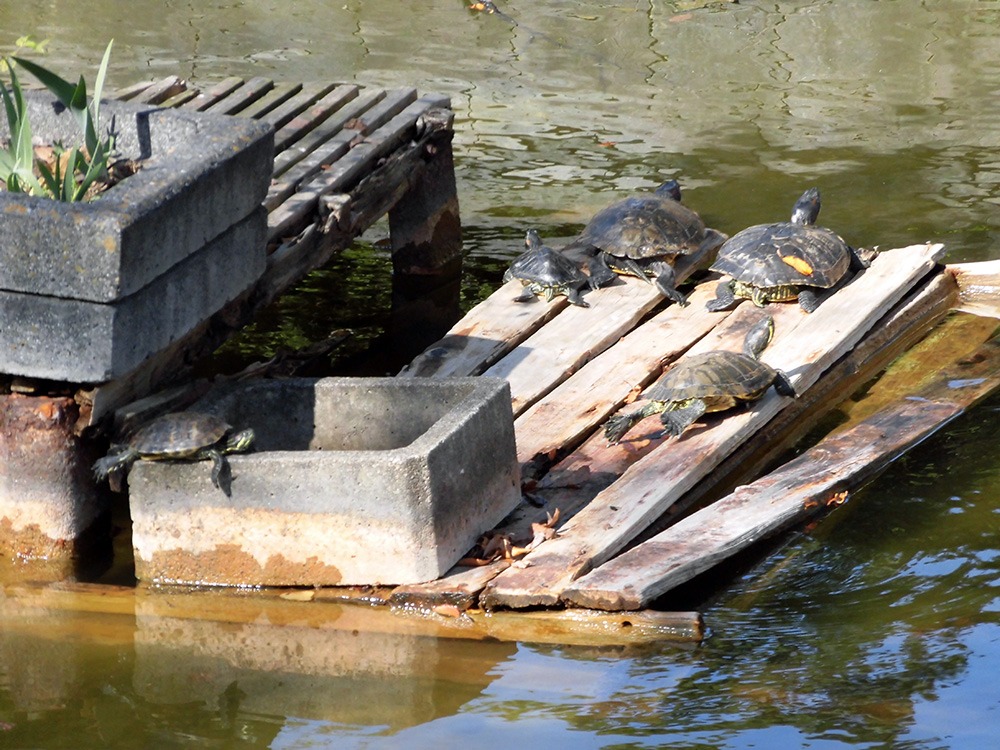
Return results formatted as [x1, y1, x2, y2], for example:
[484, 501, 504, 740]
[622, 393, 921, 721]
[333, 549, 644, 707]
[513, 282, 728, 477]
[654, 268, 960, 524]
[949, 260, 1000, 319]
[480, 243, 945, 609]
[271, 84, 360, 154]
[562, 329, 1000, 610]
[401, 239, 720, 380]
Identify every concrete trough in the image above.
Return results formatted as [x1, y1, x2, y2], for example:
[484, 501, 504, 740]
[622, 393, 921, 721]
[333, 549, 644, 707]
[128, 377, 522, 586]
[0, 91, 273, 382]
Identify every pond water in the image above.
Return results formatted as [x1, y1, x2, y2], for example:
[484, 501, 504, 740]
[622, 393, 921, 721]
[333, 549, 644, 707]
[3, 1, 1000, 747]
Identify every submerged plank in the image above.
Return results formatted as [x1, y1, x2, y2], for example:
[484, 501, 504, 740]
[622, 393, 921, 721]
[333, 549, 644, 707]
[563, 331, 1000, 610]
[2, 581, 702, 645]
[481, 243, 945, 609]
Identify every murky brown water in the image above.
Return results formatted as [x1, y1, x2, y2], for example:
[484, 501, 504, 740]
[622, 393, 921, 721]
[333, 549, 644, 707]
[3, 1, 1000, 747]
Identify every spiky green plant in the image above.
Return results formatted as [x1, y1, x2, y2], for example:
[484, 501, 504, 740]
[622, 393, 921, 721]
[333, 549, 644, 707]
[0, 40, 115, 202]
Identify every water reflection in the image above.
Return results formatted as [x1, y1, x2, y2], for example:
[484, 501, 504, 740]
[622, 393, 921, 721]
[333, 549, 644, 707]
[3, 0, 1000, 746]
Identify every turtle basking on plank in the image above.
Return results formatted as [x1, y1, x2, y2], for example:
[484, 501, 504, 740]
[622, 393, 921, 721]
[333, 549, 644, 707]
[565, 180, 718, 306]
[604, 316, 796, 444]
[706, 187, 868, 313]
[504, 229, 591, 307]
[93, 411, 255, 491]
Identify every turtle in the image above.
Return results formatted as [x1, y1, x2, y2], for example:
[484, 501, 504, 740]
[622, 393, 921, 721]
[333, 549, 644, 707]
[565, 179, 719, 306]
[706, 187, 868, 314]
[603, 315, 796, 444]
[503, 229, 591, 307]
[93, 411, 255, 490]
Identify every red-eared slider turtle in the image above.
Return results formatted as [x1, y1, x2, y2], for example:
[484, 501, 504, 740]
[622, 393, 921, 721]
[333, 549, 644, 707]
[706, 187, 867, 313]
[93, 411, 255, 490]
[603, 316, 795, 444]
[504, 229, 591, 307]
[565, 180, 718, 306]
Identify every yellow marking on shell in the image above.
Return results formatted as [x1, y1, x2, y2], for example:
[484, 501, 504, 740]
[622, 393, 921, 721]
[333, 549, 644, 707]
[779, 253, 814, 275]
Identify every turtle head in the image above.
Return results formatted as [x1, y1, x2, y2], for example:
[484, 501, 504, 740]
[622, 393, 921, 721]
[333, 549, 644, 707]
[226, 428, 256, 454]
[790, 187, 821, 226]
[742, 315, 775, 359]
[525, 229, 543, 251]
[655, 180, 682, 202]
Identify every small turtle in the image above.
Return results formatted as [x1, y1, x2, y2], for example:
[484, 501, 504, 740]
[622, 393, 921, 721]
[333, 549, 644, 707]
[604, 316, 795, 444]
[503, 229, 591, 307]
[706, 187, 867, 313]
[93, 411, 255, 490]
[565, 180, 718, 306]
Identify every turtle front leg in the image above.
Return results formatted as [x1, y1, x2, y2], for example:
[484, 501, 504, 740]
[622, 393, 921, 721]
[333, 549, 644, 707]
[512, 284, 538, 303]
[705, 279, 738, 312]
[587, 253, 618, 290]
[564, 285, 591, 308]
[649, 262, 688, 306]
[659, 399, 707, 438]
[604, 402, 664, 444]
[203, 448, 229, 491]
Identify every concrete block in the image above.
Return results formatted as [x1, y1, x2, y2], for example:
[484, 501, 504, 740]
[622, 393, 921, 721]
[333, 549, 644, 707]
[128, 377, 522, 586]
[0, 207, 266, 382]
[0, 91, 274, 302]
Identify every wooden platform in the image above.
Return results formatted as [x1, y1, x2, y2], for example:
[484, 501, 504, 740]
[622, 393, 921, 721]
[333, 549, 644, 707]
[391, 240, 1000, 612]
[78, 75, 460, 425]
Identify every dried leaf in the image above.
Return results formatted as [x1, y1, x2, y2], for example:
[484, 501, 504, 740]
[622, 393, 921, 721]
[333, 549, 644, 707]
[432, 604, 464, 618]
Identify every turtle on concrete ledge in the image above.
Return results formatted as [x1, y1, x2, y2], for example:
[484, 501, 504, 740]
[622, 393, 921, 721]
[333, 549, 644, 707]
[93, 411, 255, 492]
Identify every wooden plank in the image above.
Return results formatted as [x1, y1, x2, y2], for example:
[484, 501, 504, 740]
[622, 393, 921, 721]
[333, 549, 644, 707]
[563, 331, 1000, 610]
[480, 243, 945, 609]
[202, 76, 274, 116]
[401, 234, 721, 380]
[269, 88, 383, 186]
[949, 260, 1000, 319]
[652, 268, 960, 526]
[271, 84, 360, 154]
[176, 76, 247, 111]
[513, 282, 727, 477]
[266, 89, 415, 214]
[267, 90, 433, 243]
[257, 81, 340, 132]
[129, 75, 187, 104]
[233, 81, 303, 120]
[109, 80, 158, 101]
[157, 87, 200, 109]
[3, 581, 702, 645]
[486, 238, 723, 417]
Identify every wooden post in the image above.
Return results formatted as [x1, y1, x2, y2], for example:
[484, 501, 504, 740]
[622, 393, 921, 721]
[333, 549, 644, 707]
[388, 107, 463, 275]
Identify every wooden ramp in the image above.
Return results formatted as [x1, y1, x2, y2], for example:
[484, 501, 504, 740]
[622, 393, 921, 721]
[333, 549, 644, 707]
[392, 240, 1000, 612]
[79, 76, 459, 425]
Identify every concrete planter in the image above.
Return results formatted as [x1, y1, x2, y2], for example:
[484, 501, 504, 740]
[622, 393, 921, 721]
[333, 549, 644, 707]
[0, 91, 274, 382]
[128, 377, 522, 586]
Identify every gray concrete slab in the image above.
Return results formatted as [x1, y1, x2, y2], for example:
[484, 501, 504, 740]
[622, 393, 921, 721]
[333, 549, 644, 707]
[0, 207, 266, 382]
[128, 377, 522, 586]
[0, 92, 274, 302]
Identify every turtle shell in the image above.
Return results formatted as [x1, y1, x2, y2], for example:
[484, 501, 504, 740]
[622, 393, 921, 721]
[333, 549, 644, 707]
[504, 244, 588, 289]
[129, 412, 232, 459]
[711, 222, 851, 290]
[648, 351, 778, 405]
[577, 190, 707, 261]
